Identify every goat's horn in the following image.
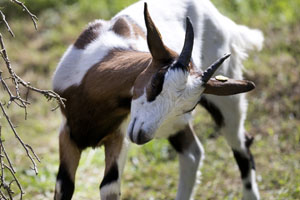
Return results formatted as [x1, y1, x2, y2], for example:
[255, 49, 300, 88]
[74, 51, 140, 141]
[177, 17, 194, 67]
[201, 54, 231, 83]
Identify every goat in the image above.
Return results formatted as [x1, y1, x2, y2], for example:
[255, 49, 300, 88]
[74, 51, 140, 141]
[52, 0, 263, 200]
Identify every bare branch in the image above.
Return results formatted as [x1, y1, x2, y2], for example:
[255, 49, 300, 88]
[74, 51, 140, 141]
[0, 127, 18, 200]
[4, 164, 24, 197]
[10, 0, 38, 30]
[0, 11, 15, 37]
[0, 2, 63, 198]
[0, 102, 40, 175]
[0, 33, 66, 107]
[0, 189, 9, 200]
[0, 138, 16, 174]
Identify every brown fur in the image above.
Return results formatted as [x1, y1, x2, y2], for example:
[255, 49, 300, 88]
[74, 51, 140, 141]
[57, 50, 152, 149]
[74, 21, 103, 49]
[131, 21, 146, 39]
[133, 59, 171, 100]
[112, 16, 146, 40]
[112, 17, 132, 38]
[103, 131, 124, 174]
[59, 124, 81, 181]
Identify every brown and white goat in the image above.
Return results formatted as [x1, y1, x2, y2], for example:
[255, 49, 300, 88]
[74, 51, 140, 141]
[53, 1, 263, 200]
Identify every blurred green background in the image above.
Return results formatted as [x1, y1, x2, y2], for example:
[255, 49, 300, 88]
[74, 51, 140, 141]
[0, 0, 299, 199]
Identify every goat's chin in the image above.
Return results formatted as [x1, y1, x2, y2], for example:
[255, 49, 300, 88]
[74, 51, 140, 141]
[135, 132, 153, 145]
[129, 130, 154, 145]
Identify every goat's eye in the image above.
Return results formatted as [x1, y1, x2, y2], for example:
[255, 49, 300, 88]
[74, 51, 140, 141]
[147, 71, 166, 102]
[151, 74, 161, 88]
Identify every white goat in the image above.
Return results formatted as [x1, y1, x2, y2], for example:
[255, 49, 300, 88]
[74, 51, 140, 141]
[53, 0, 263, 200]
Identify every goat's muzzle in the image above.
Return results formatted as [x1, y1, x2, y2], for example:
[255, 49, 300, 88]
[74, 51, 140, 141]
[128, 118, 153, 145]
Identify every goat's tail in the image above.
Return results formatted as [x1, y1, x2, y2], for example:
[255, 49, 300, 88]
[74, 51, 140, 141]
[230, 25, 264, 61]
[227, 25, 263, 78]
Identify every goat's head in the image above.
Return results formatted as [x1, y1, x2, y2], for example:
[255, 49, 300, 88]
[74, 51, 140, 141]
[128, 3, 255, 145]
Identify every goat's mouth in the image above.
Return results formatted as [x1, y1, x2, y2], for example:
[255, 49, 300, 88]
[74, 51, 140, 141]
[127, 118, 153, 145]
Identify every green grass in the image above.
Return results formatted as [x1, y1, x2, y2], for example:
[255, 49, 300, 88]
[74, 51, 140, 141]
[0, 0, 300, 199]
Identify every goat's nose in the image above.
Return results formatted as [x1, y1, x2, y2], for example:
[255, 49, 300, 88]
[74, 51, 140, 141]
[136, 129, 152, 145]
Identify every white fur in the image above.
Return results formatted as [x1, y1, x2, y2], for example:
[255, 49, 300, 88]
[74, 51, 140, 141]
[176, 135, 204, 200]
[117, 119, 130, 179]
[128, 69, 205, 142]
[242, 169, 260, 200]
[117, 0, 263, 74]
[125, 0, 263, 143]
[54, 180, 62, 200]
[100, 181, 120, 200]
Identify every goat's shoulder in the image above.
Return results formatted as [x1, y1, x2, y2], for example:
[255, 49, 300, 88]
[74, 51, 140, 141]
[52, 16, 147, 93]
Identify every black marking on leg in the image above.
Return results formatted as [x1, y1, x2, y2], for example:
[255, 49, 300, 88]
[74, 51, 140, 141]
[245, 133, 254, 148]
[56, 164, 75, 200]
[199, 97, 224, 127]
[245, 182, 252, 190]
[233, 150, 250, 179]
[100, 162, 119, 189]
[168, 130, 185, 153]
[245, 133, 256, 170]
[249, 151, 256, 170]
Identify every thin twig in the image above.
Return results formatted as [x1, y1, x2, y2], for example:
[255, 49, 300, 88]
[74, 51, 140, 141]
[0, 139, 16, 174]
[4, 164, 24, 197]
[0, 102, 40, 175]
[0, 127, 14, 200]
[0, 33, 65, 107]
[0, 190, 8, 200]
[0, 10, 15, 37]
[10, 0, 38, 30]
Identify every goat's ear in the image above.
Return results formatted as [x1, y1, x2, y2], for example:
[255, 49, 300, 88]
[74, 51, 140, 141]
[203, 78, 255, 95]
[144, 3, 173, 62]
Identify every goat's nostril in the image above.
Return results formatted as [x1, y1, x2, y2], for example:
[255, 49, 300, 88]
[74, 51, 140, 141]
[136, 129, 152, 145]
[128, 117, 137, 142]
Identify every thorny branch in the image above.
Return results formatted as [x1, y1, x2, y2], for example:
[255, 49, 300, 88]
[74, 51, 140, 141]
[0, 0, 65, 198]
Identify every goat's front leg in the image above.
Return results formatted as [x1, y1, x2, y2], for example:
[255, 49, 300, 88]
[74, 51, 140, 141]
[100, 132, 129, 200]
[54, 124, 82, 200]
[202, 94, 260, 200]
[168, 123, 204, 200]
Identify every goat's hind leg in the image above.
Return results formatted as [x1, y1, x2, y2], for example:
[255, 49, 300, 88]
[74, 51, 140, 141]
[168, 123, 204, 200]
[55, 124, 82, 200]
[200, 94, 260, 200]
[100, 131, 128, 200]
